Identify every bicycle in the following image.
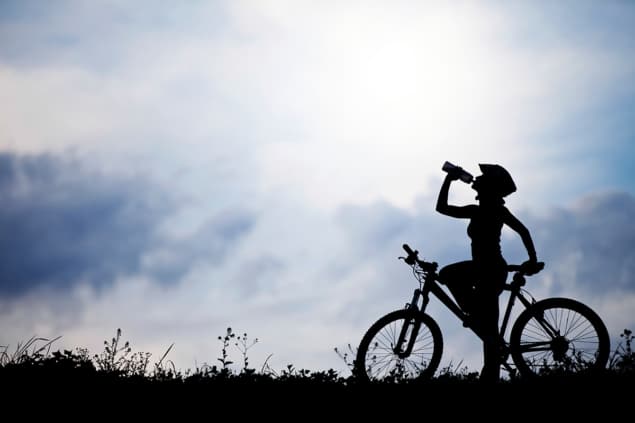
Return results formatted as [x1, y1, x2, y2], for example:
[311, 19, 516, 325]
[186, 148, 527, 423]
[355, 244, 610, 381]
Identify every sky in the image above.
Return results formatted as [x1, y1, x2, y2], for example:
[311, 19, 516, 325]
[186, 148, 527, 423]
[1, 0, 634, 375]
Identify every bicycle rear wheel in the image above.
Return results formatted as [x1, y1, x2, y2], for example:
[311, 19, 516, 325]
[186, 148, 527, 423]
[510, 298, 610, 377]
[355, 310, 443, 382]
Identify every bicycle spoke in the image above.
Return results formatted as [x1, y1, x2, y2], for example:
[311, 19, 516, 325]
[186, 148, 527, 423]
[511, 299, 609, 377]
[564, 312, 588, 337]
[374, 357, 397, 378]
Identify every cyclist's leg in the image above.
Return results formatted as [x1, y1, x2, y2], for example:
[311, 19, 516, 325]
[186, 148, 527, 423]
[477, 298, 501, 382]
[439, 261, 475, 312]
[473, 263, 507, 382]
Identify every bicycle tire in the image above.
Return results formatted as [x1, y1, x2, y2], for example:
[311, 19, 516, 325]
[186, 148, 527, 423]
[510, 297, 610, 377]
[355, 309, 443, 382]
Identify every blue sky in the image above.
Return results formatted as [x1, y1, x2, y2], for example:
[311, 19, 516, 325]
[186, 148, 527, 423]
[1, 0, 634, 375]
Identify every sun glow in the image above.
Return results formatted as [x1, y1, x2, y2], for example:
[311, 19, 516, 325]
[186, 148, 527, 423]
[259, 4, 509, 210]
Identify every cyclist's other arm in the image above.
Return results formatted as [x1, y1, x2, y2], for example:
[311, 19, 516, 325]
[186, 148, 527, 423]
[504, 210, 538, 262]
[436, 174, 475, 218]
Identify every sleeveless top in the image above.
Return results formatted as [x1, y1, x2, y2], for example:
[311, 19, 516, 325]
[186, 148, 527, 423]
[467, 204, 506, 263]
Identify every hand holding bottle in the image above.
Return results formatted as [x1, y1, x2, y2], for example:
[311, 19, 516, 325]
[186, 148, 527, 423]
[442, 161, 473, 184]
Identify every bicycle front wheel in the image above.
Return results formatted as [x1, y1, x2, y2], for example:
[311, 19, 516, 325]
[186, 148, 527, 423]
[355, 310, 443, 382]
[510, 298, 610, 377]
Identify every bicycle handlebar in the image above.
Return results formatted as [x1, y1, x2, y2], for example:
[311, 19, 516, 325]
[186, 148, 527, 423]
[401, 244, 438, 272]
[402, 243, 419, 263]
[402, 243, 416, 257]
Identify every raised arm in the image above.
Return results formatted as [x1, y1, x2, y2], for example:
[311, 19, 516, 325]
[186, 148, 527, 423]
[504, 209, 538, 262]
[436, 173, 475, 218]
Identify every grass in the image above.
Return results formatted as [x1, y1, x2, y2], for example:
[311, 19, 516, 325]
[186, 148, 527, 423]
[1, 327, 634, 389]
[2, 329, 631, 420]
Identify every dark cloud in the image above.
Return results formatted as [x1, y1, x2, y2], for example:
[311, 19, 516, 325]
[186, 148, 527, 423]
[525, 191, 635, 295]
[0, 152, 259, 298]
[0, 152, 173, 297]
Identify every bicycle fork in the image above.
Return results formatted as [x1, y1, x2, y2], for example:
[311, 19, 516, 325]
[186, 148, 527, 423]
[394, 288, 429, 358]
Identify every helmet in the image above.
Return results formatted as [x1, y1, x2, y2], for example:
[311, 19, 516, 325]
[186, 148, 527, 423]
[478, 164, 516, 197]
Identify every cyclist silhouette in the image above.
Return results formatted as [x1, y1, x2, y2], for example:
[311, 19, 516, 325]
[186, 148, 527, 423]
[436, 163, 538, 382]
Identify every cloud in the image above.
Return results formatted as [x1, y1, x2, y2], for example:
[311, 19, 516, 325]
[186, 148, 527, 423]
[0, 152, 261, 298]
[525, 191, 635, 296]
[0, 152, 171, 296]
[142, 209, 257, 284]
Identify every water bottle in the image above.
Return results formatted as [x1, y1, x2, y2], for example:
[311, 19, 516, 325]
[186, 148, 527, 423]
[442, 161, 473, 183]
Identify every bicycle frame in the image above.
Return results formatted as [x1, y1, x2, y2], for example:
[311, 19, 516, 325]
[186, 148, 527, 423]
[399, 262, 552, 373]
[355, 245, 608, 381]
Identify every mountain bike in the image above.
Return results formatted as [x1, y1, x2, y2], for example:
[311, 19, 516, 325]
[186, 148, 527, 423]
[355, 244, 610, 381]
